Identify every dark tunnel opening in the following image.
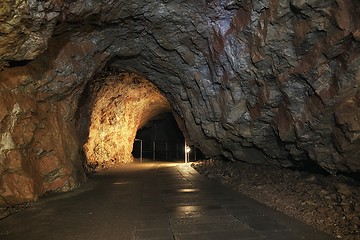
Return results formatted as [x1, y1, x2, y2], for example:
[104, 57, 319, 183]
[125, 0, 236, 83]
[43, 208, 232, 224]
[132, 112, 205, 162]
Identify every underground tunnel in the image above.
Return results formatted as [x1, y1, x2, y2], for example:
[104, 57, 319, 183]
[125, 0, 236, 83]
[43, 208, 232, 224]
[0, 0, 360, 239]
[132, 112, 184, 161]
[77, 72, 179, 170]
[132, 112, 205, 162]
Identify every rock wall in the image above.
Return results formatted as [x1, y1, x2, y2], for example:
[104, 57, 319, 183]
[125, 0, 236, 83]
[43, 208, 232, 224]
[201, 0, 360, 173]
[0, 68, 85, 205]
[0, 0, 360, 205]
[0, 34, 109, 205]
[0, 0, 60, 66]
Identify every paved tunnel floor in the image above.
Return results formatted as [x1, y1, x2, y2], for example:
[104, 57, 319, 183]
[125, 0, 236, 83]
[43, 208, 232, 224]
[0, 162, 335, 240]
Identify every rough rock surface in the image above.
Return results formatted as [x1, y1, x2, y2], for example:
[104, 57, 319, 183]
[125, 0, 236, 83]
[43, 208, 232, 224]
[82, 73, 171, 169]
[0, 67, 86, 205]
[0, 0, 61, 66]
[0, 0, 360, 205]
[193, 159, 360, 240]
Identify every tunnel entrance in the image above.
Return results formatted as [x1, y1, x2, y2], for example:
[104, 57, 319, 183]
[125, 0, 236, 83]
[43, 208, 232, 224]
[77, 72, 179, 171]
[76, 71, 205, 172]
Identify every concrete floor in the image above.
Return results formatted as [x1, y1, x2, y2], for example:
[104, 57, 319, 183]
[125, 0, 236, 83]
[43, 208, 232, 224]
[0, 161, 335, 240]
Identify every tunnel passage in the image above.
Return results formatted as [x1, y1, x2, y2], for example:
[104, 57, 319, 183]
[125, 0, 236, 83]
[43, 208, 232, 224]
[133, 112, 184, 161]
[1, 0, 360, 207]
[132, 112, 205, 161]
[78, 72, 175, 170]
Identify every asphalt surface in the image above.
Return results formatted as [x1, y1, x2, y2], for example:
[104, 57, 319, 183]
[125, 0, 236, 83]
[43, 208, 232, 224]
[0, 161, 335, 240]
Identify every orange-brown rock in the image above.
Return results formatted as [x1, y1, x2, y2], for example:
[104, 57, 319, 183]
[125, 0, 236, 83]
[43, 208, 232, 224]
[0, 70, 86, 206]
[1, 173, 34, 205]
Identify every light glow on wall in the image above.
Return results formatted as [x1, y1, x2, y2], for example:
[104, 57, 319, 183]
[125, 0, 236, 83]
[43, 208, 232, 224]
[84, 73, 171, 170]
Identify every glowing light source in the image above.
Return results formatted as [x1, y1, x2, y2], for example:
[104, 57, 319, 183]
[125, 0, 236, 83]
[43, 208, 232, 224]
[184, 141, 190, 163]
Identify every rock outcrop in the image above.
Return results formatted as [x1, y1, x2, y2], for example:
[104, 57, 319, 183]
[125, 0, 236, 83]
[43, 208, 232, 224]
[0, 68, 85, 205]
[0, 0, 360, 205]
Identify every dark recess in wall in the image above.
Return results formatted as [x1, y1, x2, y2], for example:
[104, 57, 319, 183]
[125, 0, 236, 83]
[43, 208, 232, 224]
[8, 60, 31, 67]
[287, 158, 331, 176]
[340, 172, 360, 182]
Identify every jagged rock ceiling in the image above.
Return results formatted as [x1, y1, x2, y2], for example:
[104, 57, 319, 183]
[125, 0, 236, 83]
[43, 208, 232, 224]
[0, 0, 360, 205]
